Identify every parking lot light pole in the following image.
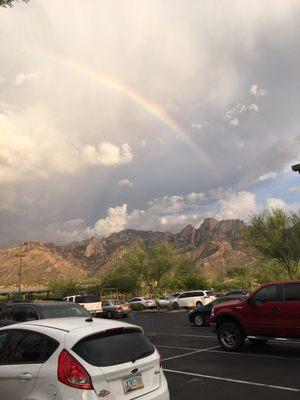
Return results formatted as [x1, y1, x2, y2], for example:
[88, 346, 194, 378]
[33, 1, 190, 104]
[15, 253, 26, 300]
[291, 164, 300, 173]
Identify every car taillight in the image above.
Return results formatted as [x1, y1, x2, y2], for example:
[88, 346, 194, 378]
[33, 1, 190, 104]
[58, 350, 93, 390]
[156, 347, 162, 368]
[116, 305, 123, 310]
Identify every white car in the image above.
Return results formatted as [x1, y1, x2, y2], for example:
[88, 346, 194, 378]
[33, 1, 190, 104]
[0, 317, 169, 400]
[127, 297, 157, 309]
[63, 294, 102, 315]
[172, 290, 216, 308]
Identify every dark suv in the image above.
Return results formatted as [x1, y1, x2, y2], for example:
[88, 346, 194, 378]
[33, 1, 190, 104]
[0, 301, 91, 327]
[210, 280, 300, 351]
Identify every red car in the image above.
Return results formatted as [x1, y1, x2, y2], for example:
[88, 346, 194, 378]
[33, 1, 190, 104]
[210, 280, 300, 351]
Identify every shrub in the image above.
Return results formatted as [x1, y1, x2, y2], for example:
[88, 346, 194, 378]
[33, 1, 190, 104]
[131, 303, 144, 312]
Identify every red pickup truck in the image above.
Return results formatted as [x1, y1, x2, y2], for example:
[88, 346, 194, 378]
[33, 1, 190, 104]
[210, 280, 300, 351]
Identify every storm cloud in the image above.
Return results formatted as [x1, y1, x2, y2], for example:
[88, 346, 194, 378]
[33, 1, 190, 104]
[0, 0, 300, 246]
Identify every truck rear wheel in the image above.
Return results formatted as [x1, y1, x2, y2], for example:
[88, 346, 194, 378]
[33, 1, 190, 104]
[217, 322, 245, 351]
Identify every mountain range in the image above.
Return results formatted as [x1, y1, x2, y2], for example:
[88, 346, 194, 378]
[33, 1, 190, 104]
[0, 218, 257, 287]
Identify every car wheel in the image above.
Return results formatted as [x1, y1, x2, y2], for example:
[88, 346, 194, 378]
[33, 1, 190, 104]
[249, 338, 269, 345]
[217, 322, 245, 351]
[107, 311, 113, 319]
[194, 313, 205, 327]
[196, 301, 203, 307]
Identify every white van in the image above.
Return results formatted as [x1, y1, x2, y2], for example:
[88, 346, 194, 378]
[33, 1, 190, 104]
[172, 290, 215, 308]
[63, 294, 102, 315]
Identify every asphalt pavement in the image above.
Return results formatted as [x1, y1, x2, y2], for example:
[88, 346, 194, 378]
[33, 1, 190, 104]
[128, 310, 300, 400]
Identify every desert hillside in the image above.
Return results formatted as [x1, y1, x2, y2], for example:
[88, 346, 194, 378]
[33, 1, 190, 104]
[0, 218, 257, 286]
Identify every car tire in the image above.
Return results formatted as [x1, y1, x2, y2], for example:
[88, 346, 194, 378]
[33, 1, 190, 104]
[249, 338, 269, 345]
[196, 301, 203, 307]
[107, 311, 113, 319]
[194, 313, 205, 327]
[217, 322, 245, 351]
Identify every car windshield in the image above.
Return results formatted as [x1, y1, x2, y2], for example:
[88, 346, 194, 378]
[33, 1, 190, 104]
[73, 328, 155, 367]
[42, 305, 91, 318]
[111, 300, 122, 305]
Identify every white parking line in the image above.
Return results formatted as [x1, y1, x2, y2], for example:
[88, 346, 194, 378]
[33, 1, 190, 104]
[208, 349, 300, 362]
[158, 344, 300, 362]
[158, 345, 199, 351]
[163, 368, 300, 392]
[162, 346, 219, 361]
[146, 332, 215, 339]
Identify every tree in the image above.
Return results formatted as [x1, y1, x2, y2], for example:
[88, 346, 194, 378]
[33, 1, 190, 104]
[47, 279, 78, 298]
[101, 242, 197, 296]
[142, 243, 175, 294]
[0, 0, 29, 7]
[244, 209, 300, 279]
[101, 265, 139, 295]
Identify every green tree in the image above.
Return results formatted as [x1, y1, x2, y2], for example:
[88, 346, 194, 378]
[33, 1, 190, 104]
[0, 0, 29, 7]
[244, 209, 300, 279]
[101, 265, 139, 295]
[47, 279, 78, 298]
[142, 243, 175, 294]
[253, 260, 289, 284]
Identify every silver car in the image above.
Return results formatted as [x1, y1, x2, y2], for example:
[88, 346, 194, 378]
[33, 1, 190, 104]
[127, 297, 157, 309]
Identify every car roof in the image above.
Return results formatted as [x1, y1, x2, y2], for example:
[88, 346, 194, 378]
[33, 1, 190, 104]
[5, 301, 81, 308]
[259, 280, 300, 286]
[7, 317, 140, 349]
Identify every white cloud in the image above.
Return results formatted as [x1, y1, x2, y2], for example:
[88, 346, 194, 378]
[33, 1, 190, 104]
[118, 178, 134, 187]
[250, 84, 267, 97]
[81, 142, 133, 167]
[14, 72, 37, 86]
[258, 172, 277, 181]
[289, 187, 300, 193]
[86, 204, 128, 237]
[266, 197, 286, 210]
[191, 123, 203, 129]
[230, 118, 239, 126]
[225, 103, 259, 125]
[0, 107, 133, 183]
[216, 191, 257, 220]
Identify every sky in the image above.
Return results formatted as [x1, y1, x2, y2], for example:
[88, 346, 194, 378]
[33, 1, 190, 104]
[0, 0, 300, 247]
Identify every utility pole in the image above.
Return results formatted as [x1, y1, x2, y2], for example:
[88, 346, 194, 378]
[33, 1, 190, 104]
[15, 252, 26, 300]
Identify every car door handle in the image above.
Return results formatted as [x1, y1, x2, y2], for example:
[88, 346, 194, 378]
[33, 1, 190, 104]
[18, 372, 33, 381]
[272, 306, 280, 312]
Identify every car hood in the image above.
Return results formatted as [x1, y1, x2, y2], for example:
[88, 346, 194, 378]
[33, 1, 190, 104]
[213, 299, 245, 310]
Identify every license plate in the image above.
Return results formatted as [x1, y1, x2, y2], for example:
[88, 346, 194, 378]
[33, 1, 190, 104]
[123, 373, 144, 394]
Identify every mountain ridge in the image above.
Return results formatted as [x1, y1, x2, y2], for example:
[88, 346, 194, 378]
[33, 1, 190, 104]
[0, 217, 257, 286]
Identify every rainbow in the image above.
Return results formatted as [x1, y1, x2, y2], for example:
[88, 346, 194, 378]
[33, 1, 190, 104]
[64, 59, 204, 155]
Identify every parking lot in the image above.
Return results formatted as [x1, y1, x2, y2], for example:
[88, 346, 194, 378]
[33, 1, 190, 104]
[129, 311, 300, 400]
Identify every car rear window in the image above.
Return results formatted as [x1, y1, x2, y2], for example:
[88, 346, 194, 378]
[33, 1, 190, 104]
[42, 305, 90, 318]
[73, 328, 154, 367]
[75, 295, 100, 303]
